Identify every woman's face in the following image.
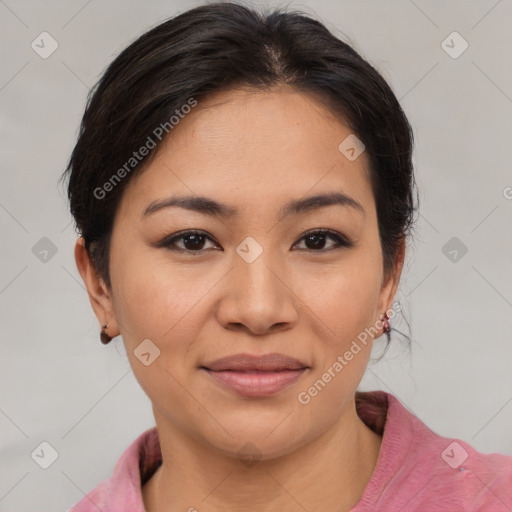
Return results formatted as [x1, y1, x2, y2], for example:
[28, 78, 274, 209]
[79, 87, 402, 460]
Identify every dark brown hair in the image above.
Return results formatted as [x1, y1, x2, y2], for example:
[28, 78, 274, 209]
[60, 1, 418, 345]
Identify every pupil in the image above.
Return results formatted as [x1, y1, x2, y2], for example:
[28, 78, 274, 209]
[184, 234, 205, 250]
[306, 234, 325, 249]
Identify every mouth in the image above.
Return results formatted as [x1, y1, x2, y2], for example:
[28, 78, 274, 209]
[200, 353, 309, 398]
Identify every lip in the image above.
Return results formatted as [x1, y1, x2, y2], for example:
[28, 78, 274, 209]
[201, 352, 308, 372]
[200, 353, 309, 398]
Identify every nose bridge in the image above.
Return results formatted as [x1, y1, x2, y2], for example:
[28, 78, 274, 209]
[217, 235, 297, 334]
[233, 238, 284, 306]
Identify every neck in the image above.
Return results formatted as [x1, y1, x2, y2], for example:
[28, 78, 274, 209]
[142, 397, 382, 512]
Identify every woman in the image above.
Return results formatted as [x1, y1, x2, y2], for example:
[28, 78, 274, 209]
[62, 2, 512, 511]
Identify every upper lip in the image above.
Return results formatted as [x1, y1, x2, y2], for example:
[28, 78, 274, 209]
[201, 353, 309, 372]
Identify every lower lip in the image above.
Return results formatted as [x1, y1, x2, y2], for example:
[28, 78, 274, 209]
[202, 368, 307, 398]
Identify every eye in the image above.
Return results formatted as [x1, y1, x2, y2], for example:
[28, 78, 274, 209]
[156, 228, 353, 254]
[157, 230, 219, 253]
[292, 229, 353, 252]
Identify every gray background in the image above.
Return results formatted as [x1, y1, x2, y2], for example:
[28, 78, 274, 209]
[1, 0, 511, 510]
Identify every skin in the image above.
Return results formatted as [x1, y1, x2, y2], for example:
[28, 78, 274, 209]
[75, 86, 405, 512]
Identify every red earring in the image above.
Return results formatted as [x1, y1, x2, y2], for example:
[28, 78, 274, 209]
[382, 313, 390, 333]
[100, 323, 112, 344]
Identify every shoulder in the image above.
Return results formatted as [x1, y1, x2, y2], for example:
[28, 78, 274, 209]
[356, 391, 512, 511]
[389, 392, 512, 511]
[406, 427, 512, 510]
[68, 427, 161, 512]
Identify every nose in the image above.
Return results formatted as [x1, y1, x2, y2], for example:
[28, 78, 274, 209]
[215, 252, 298, 336]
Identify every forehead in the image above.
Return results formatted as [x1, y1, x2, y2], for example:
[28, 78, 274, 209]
[118, 87, 374, 222]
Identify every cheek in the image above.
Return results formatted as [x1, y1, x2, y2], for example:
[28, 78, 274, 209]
[294, 264, 380, 415]
[293, 253, 382, 346]
[111, 250, 200, 343]
[110, 250, 220, 396]
[110, 256, 202, 421]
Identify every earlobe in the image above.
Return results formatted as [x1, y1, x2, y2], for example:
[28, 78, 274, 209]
[74, 237, 119, 339]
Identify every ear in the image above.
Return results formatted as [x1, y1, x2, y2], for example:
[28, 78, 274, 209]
[377, 237, 406, 321]
[74, 237, 119, 338]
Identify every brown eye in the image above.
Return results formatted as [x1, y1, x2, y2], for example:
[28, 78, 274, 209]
[293, 230, 353, 252]
[177, 233, 209, 251]
[157, 230, 219, 253]
[156, 229, 352, 254]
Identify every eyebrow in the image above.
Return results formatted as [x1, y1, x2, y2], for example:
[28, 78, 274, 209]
[141, 191, 365, 220]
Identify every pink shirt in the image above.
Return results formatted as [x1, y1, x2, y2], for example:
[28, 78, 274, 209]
[69, 391, 512, 511]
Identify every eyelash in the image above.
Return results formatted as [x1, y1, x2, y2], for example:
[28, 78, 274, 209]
[156, 229, 353, 254]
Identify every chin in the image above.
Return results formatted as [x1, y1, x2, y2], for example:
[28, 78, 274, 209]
[197, 412, 315, 461]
